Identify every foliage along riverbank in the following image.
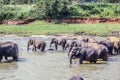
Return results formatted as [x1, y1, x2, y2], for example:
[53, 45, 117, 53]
[0, 2, 120, 22]
[0, 21, 120, 37]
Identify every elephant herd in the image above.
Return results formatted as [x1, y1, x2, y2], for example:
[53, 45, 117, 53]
[26, 36, 120, 65]
[0, 36, 120, 65]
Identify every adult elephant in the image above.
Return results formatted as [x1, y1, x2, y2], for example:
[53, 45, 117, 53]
[50, 38, 67, 50]
[0, 42, 19, 62]
[99, 40, 114, 55]
[82, 43, 109, 61]
[27, 38, 46, 52]
[69, 46, 98, 64]
[107, 36, 120, 54]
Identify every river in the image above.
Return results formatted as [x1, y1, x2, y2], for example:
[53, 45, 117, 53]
[0, 35, 119, 80]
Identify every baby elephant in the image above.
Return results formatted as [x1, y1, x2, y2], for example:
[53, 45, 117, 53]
[69, 46, 98, 64]
[27, 39, 46, 52]
[50, 38, 67, 50]
[0, 42, 19, 62]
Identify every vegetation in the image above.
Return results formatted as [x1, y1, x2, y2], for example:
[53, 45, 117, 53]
[0, 21, 120, 36]
[0, 0, 120, 22]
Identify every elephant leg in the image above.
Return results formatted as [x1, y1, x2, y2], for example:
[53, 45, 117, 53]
[55, 43, 58, 50]
[32, 47, 34, 51]
[41, 44, 46, 52]
[119, 48, 120, 54]
[103, 55, 108, 61]
[62, 43, 66, 50]
[5, 56, 8, 60]
[0, 56, 3, 62]
[50, 42, 52, 49]
[13, 56, 18, 61]
[79, 55, 84, 64]
[117, 49, 119, 55]
[90, 61, 92, 63]
[93, 60, 97, 63]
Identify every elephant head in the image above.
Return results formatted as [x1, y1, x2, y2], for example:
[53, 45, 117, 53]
[69, 47, 80, 64]
[27, 39, 33, 51]
[69, 76, 84, 80]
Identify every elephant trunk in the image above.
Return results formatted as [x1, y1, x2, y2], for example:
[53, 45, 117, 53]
[70, 55, 74, 64]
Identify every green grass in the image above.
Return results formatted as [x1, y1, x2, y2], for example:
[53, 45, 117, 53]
[0, 20, 120, 36]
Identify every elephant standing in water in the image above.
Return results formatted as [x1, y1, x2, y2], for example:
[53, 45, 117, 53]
[99, 40, 113, 55]
[0, 42, 19, 62]
[50, 38, 67, 50]
[27, 39, 46, 52]
[69, 46, 98, 64]
[107, 36, 120, 54]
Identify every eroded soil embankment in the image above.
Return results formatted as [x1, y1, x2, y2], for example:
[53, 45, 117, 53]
[47, 18, 120, 24]
[2, 19, 35, 25]
[1, 18, 120, 25]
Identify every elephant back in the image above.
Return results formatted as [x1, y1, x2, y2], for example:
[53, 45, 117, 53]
[33, 39, 43, 48]
[107, 36, 120, 43]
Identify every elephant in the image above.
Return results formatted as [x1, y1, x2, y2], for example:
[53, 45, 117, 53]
[27, 38, 46, 52]
[107, 36, 120, 54]
[70, 76, 84, 80]
[69, 46, 98, 64]
[49, 38, 67, 50]
[0, 42, 19, 62]
[99, 40, 114, 55]
[81, 43, 109, 61]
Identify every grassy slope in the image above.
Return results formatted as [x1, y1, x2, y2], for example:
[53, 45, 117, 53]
[0, 21, 120, 36]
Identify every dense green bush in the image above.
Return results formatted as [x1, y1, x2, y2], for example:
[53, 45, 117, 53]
[0, 2, 120, 21]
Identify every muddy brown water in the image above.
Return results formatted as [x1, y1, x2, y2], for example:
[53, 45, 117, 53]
[0, 35, 120, 80]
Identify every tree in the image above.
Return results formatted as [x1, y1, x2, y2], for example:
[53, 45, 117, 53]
[35, 0, 70, 22]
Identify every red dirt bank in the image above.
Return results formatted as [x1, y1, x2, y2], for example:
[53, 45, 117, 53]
[1, 18, 120, 25]
[47, 18, 120, 24]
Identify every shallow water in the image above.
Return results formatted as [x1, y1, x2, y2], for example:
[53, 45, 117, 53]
[0, 35, 120, 80]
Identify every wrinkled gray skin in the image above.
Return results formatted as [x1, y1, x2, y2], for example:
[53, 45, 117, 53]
[99, 40, 114, 55]
[27, 39, 46, 52]
[70, 76, 84, 80]
[82, 43, 109, 61]
[0, 42, 19, 62]
[50, 38, 67, 50]
[69, 46, 98, 64]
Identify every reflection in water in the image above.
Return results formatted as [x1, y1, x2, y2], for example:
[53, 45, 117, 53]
[0, 36, 120, 80]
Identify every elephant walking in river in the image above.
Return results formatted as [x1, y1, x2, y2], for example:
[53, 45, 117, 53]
[27, 39, 46, 52]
